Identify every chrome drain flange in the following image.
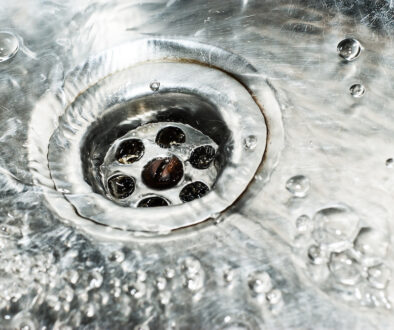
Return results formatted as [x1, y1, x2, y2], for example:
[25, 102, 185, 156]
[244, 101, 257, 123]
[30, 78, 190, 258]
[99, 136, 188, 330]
[27, 39, 282, 239]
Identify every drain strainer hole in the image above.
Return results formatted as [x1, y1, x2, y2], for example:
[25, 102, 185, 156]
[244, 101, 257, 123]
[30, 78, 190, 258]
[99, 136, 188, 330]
[180, 181, 210, 202]
[156, 126, 186, 148]
[108, 175, 136, 199]
[142, 156, 184, 190]
[137, 196, 170, 208]
[116, 139, 144, 164]
[190, 145, 216, 169]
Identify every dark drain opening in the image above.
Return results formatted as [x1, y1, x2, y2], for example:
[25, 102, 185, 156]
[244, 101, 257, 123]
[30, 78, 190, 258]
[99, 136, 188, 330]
[81, 92, 229, 207]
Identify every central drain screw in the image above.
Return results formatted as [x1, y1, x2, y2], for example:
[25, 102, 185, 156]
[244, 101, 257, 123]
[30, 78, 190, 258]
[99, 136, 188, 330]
[189, 145, 216, 169]
[138, 196, 169, 207]
[116, 139, 144, 164]
[180, 181, 209, 202]
[142, 156, 184, 190]
[108, 175, 135, 199]
[156, 126, 186, 148]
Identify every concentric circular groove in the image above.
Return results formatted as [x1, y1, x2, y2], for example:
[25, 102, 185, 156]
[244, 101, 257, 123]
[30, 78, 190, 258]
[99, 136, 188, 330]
[27, 39, 284, 240]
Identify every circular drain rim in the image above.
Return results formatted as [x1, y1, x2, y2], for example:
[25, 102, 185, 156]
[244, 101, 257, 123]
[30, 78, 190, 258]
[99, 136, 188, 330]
[27, 39, 284, 240]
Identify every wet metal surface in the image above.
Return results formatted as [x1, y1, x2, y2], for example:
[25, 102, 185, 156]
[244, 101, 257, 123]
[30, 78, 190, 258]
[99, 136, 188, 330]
[0, 0, 393, 329]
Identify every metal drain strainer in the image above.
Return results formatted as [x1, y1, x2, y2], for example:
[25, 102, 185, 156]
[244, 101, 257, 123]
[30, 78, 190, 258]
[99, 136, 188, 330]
[100, 122, 218, 207]
[28, 39, 282, 238]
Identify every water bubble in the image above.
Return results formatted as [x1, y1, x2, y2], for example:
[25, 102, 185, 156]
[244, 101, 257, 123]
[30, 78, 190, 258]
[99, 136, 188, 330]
[150, 81, 160, 91]
[337, 38, 361, 61]
[223, 269, 234, 283]
[385, 158, 393, 168]
[108, 250, 125, 263]
[367, 264, 391, 289]
[295, 214, 312, 232]
[307, 245, 327, 265]
[164, 267, 176, 279]
[127, 282, 146, 299]
[329, 250, 361, 285]
[312, 206, 359, 252]
[244, 135, 257, 150]
[266, 289, 282, 305]
[248, 271, 272, 294]
[349, 84, 365, 98]
[0, 32, 19, 62]
[285, 175, 310, 198]
[354, 227, 389, 263]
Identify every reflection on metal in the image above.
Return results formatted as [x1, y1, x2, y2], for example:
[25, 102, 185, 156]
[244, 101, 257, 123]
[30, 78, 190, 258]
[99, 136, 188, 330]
[0, 0, 393, 329]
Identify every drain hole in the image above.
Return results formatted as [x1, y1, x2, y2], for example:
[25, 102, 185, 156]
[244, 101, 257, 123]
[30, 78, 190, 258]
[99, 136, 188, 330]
[189, 145, 216, 169]
[156, 126, 186, 148]
[142, 156, 184, 190]
[116, 139, 144, 164]
[138, 196, 169, 208]
[180, 181, 209, 202]
[108, 175, 135, 199]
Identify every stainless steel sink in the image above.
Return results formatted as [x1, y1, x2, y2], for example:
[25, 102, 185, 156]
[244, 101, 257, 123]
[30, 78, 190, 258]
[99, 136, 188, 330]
[0, 0, 393, 328]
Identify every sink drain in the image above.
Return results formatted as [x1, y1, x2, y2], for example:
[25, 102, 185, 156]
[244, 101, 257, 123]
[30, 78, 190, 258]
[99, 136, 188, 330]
[28, 39, 282, 238]
[99, 122, 218, 207]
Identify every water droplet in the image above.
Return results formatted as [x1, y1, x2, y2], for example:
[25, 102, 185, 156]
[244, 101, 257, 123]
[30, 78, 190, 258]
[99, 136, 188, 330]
[159, 291, 171, 305]
[295, 214, 312, 232]
[181, 257, 201, 276]
[354, 227, 389, 263]
[89, 270, 103, 289]
[85, 303, 95, 318]
[156, 277, 167, 291]
[385, 158, 393, 168]
[244, 135, 257, 150]
[367, 264, 391, 289]
[312, 206, 359, 252]
[266, 289, 282, 305]
[329, 250, 361, 285]
[248, 271, 272, 294]
[337, 38, 361, 61]
[136, 269, 147, 282]
[0, 32, 19, 62]
[138, 196, 169, 208]
[150, 81, 160, 91]
[184, 273, 204, 292]
[64, 269, 79, 284]
[285, 175, 310, 198]
[349, 84, 365, 98]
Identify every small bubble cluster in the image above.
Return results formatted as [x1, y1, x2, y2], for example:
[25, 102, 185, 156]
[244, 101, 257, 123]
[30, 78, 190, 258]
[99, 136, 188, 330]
[293, 204, 392, 309]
